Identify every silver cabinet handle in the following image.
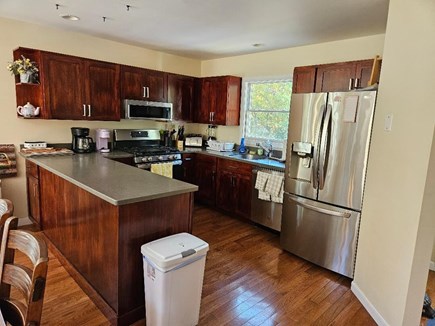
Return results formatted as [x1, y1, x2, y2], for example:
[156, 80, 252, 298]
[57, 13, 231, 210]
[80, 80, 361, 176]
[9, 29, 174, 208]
[209, 112, 212, 121]
[147, 87, 150, 98]
[83, 104, 86, 116]
[354, 78, 359, 89]
[287, 194, 351, 218]
[348, 78, 354, 91]
[88, 105, 91, 117]
[184, 157, 192, 161]
[143, 87, 146, 98]
[211, 112, 215, 121]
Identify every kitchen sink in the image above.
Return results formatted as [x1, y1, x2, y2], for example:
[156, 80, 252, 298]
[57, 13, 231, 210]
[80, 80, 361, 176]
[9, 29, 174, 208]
[232, 153, 266, 160]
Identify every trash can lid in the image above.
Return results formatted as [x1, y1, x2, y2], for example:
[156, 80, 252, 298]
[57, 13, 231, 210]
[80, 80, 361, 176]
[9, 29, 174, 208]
[141, 233, 209, 271]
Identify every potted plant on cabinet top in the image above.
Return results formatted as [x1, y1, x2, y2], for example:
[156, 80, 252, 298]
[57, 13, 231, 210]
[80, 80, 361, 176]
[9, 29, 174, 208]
[6, 55, 39, 83]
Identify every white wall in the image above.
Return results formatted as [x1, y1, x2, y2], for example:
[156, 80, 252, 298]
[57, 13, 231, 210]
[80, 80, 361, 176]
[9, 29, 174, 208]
[0, 17, 201, 218]
[188, 34, 385, 143]
[352, 0, 435, 325]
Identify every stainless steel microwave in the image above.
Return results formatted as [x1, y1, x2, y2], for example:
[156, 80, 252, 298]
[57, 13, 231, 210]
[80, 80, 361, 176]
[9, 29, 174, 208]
[123, 99, 172, 121]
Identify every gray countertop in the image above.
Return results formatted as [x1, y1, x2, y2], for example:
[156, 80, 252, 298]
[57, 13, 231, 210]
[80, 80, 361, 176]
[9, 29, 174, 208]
[28, 153, 198, 206]
[182, 148, 286, 170]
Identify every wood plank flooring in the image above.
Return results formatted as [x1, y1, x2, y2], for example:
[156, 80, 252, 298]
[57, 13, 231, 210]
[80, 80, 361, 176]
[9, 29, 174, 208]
[14, 205, 376, 325]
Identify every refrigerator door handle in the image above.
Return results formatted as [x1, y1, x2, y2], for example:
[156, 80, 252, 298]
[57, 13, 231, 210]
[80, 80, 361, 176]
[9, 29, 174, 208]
[319, 103, 332, 190]
[287, 194, 351, 219]
[312, 104, 325, 189]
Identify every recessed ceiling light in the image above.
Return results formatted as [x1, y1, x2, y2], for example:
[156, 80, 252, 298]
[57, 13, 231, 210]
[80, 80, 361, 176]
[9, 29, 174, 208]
[60, 14, 80, 21]
[252, 43, 265, 48]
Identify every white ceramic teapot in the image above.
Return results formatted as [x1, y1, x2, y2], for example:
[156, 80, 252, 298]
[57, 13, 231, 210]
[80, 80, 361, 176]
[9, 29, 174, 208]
[17, 102, 40, 118]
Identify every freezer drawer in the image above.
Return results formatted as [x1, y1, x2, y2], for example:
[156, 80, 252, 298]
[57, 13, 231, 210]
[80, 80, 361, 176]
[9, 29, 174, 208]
[280, 193, 360, 278]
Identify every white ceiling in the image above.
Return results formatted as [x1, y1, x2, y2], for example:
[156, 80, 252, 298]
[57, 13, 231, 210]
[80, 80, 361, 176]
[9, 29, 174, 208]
[0, 0, 389, 60]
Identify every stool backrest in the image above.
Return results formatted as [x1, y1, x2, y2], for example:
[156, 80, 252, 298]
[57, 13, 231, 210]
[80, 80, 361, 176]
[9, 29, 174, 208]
[0, 216, 48, 326]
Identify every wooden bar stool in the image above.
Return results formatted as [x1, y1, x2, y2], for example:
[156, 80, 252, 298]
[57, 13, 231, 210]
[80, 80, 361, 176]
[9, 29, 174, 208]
[0, 216, 48, 326]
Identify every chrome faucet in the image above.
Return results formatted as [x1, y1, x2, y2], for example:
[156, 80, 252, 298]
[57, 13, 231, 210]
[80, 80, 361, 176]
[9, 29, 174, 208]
[258, 140, 273, 157]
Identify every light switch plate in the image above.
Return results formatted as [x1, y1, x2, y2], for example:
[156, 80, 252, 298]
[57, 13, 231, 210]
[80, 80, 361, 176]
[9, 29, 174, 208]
[384, 114, 393, 132]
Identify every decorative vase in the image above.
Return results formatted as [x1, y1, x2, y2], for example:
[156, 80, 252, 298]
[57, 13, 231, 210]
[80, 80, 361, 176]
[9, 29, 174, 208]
[19, 72, 32, 83]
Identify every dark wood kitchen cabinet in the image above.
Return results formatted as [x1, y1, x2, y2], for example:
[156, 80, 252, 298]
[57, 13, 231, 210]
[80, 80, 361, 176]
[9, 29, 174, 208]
[195, 76, 241, 126]
[292, 66, 317, 93]
[181, 153, 196, 184]
[167, 73, 196, 121]
[13, 47, 121, 120]
[194, 155, 217, 206]
[216, 158, 252, 219]
[121, 65, 167, 103]
[25, 160, 41, 227]
[292, 58, 381, 94]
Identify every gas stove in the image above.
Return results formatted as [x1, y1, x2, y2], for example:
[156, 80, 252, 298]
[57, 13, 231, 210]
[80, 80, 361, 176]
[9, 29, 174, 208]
[113, 129, 182, 169]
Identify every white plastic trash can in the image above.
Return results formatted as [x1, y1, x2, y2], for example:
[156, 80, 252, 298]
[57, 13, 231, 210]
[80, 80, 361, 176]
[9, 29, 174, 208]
[141, 233, 209, 326]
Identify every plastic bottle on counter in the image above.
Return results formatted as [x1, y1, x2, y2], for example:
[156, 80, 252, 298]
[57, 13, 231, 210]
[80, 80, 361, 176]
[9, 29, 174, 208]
[238, 138, 247, 154]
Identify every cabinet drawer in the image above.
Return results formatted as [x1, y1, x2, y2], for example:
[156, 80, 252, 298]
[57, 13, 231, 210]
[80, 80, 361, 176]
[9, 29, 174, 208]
[196, 154, 217, 168]
[26, 160, 39, 178]
[218, 158, 252, 175]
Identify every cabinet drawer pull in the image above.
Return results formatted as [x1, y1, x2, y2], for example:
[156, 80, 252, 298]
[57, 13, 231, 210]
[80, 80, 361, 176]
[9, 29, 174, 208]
[83, 104, 86, 116]
[88, 105, 91, 117]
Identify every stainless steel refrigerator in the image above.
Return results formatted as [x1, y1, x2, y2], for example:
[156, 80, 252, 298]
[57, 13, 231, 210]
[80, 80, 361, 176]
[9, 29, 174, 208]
[280, 90, 377, 278]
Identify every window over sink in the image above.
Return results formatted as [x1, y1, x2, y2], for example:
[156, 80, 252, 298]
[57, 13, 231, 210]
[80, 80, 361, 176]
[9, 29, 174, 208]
[242, 77, 292, 148]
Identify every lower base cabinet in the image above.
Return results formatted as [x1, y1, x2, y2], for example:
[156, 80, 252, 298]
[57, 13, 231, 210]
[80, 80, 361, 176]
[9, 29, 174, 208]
[25, 161, 41, 227]
[194, 155, 217, 206]
[216, 158, 252, 219]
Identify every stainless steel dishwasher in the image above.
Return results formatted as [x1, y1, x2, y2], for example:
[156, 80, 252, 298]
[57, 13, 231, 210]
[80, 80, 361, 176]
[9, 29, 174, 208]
[251, 167, 283, 232]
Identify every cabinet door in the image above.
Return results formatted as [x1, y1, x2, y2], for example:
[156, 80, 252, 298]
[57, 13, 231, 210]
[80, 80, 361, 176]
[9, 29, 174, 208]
[27, 175, 41, 226]
[143, 69, 167, 102]
[292, 66, 317, 93]
[315, 62, 356, 92]
[235, 173, 252, 219]
[196, 78, 213, 123]
[168, 74, 194, 122]
[182, 154, 196, 183]
[212, 78, 229, 125]
[355, 60, 374, 88]
[195, 157, 216, 206]
[86, 60, 120, 120]
[216, 169, 236, 213]
[42, 53, 86, 119]
[121, 66, 144, 100]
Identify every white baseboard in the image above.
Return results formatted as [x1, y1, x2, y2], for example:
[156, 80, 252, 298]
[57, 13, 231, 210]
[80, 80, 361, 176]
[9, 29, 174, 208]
[351, 281, 389, 326]
[430, 261, 435, 272]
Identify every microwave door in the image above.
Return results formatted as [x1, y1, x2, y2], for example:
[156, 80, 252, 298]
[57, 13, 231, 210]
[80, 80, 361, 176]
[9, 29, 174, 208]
[284, 93, 327, 201]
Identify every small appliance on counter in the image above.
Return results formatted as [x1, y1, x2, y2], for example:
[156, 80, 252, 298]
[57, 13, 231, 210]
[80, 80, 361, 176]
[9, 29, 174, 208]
[95, 128, 111, 153]
[185, 134, 203, 148]
[206, 125, 217, 141]
[71, 127, 94, 153]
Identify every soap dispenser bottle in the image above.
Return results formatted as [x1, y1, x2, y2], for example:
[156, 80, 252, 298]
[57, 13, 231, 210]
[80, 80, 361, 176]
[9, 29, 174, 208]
[239, 137, 247, 154]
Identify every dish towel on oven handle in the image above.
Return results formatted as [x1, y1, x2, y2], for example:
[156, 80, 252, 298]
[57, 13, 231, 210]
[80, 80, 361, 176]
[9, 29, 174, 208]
[150, 162, 173, 178]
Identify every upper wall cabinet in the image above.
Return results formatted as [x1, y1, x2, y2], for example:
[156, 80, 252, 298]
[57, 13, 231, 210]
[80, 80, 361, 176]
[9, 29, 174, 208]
[195, 76, 241, 126]
[120, 65, 167, 103]
[167, 73, 195, 122]
[292, 58, 381, 94]
[13, 47, 121, 121]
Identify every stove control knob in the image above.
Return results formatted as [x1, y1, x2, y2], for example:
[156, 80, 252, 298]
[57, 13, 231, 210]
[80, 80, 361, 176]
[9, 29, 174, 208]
[168, 155, 174, 160]
[148, 157, 154, 162]
[158, 156, 164, 161]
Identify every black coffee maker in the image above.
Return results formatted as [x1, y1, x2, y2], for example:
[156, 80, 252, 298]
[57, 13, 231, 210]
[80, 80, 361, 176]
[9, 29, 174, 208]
[71, 127, 94, 153]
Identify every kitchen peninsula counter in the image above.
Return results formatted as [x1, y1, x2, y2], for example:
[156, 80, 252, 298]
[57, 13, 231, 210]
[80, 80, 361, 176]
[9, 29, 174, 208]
[26, 154, 197, 326]
[28, 152, 197, 205]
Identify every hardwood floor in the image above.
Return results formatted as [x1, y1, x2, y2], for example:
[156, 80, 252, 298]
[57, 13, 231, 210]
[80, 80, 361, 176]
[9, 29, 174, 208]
[14, 205, 375, 325]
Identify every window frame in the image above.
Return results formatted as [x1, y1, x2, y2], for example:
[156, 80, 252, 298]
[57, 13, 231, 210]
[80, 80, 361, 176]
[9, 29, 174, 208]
[241, 76, 292, 150]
